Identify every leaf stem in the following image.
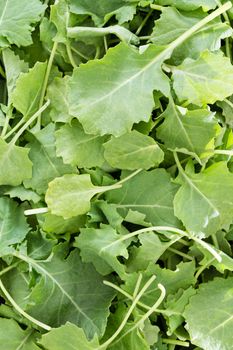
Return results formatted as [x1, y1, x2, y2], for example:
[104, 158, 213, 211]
[0, 278, 51, 331]
[10, 100, 50, 144]
[24, 207, 49, 216]
[66, 41, 77, 68]
[117, 169, 142, 186]
[1, 108, 12, 138]
[195, 258, 215, 280]
[135, 9, 153, 36]
[36, 41, 58, 129]
[3, 117, 26, 141]
[162, 338, 190, 347]
[167, 247, 193, 261]
[110, 284, 166, 347]
[96, 276, 156, 350]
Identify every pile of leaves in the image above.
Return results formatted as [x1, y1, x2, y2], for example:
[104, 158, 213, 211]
[1, 0, 233, 348]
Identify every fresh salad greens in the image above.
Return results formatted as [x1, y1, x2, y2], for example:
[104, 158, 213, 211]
[1, 0, 233, 349]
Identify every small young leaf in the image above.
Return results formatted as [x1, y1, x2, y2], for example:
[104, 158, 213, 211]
[103, 130, 164, 170]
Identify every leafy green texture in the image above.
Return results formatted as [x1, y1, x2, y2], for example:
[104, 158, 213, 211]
[174, 161, 233, 236]
[26, 246, 115, 338]
[172, 51, 233, 106]
[107, 169, 180, 227]
[103, 130, 164, 170]
[0, 197, 29, 255]
[157, 100, 217, 159]
[12, 62, 47, 118]
[151, 7, 232, 63]
[0, 318, 40, 350]
[0, 0, 45, 47]
[40, 323, 99, 350]
[24, 124, 74, 194]
[46, 174, 117, 219]
[56, 120, 107, 168]
[184, 278, 233, 350]
[68, 43, 170, 136]
[0, 138, 32, 186]
[69, 0, 136, 26]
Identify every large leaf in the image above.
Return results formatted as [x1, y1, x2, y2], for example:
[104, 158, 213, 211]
[103, 130, 164, 170]
[106, 169, 180, 227]
[154, 0, 217, 11]
[172, 50, 233, 106]
[12, 62, 47, 118]
[0, 0, 45, 47]
[40, 323, 99, 350]
[0, 318, 40, 350]
[68, 43, 170, 136]
[24, 123, 75, 194]
[157, 100, 218, 160]
[184, 277, 233, 350]
[55, 119, 107, 168]
[25, 246, 115, 338]
[69, 0, 136, 26]
[0, 197, 29, 255]
[174, 161, 233, 236]
[0, 138, 32, 186]
[150, 7, 232, 63]
[45, 174, 119, 219]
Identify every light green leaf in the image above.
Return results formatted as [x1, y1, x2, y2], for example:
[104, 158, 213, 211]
[0, 318, 40, 350]
[76, 225, 131, 277]
[172, 51, 233, 106]
[0, 197, 29, 255]
[69, 0, 136, 27]
[24, 123, 75, 194]
[150, 7, 232, 63]
[2, 49, 28, 103]
[45, 174, 119, 219]
[0, 0, 45, 47]
[106, 169, 180, 227]
[184, 277, 233, 350]
[0, 138, 32, 186]
[40, 323, 99, 350]
[174, 161, 233, 236]
[217, 96, 233, 127]
[12, 62, 47, 118]
[103, 130, 164, 170]
[5, 186, 41, 203]
[68, 43, 170, 136]
[42, 212, 86, 235]
[55, 120, 107, 168]
[26, 246, 115, 338]
[50, 0, 69, 43]
[154, 0, 217, 11]
[46, 76, 72, 123]
[67, 25, 139, 45]
[157, 100, 218, 159]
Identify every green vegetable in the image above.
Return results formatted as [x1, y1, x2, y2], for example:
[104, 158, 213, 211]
[0, 1, 233, 349]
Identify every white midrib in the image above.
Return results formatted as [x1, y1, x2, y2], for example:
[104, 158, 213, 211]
[209, 313, 233, 333]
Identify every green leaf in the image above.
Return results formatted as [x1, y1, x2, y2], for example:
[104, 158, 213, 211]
[0, 0, 45, 47]
[45, 174, 119, 219]
[69, 0, 136, 27]
[172, 51, 233, 106]
[26, 246, 115, 338]
[154, 0, 217, 11]
[12, 62, 47, 118]
[76, 225, 131, 277]
[0, 197, 29, 255]
[68, 43, 170, 136]
[106, 169, 180, 227]
[0, 138, 32, 186]
[174, 161, 233, 236]
[2, 49, 28, 103]
[157, 100, 218, 160]
[40, 322, 99, 350]
[103, 130, 164, 170]
[0, 318, 40, 350]
[24, 123, 75, 194]
[184, 277, 233, 350]
[150, 7, 232, 63]
[50, 0, 69, 43]
[42, 213, 86, 235]
[5, 186, 40, 203]
[46, 76, 72, 123]
[55, 119, 107, 168]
